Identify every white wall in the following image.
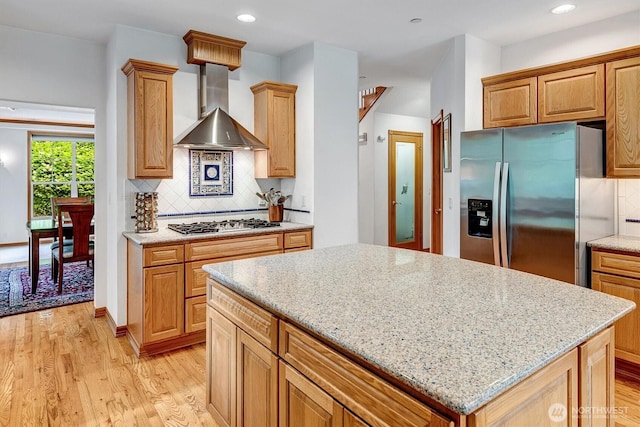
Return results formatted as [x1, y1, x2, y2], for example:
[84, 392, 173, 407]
[0, 24, 107, 309]
[313, 43, 359, 248]
[501, 11, 640, 72]
[369, 112, 430, 247]
[358, 111, 375, 244]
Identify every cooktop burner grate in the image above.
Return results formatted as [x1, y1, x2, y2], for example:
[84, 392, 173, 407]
[167, 218, 280, 234]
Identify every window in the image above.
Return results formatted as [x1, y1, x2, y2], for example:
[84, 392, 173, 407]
[30, 133, 95, 218]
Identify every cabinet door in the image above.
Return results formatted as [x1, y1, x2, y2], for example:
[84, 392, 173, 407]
[344, 410, 369, 427]
[252, 81, 297, 178]
[538, 64, 605, 123]
[185, 295, 207, 333]
[606, 57, 640, 177]
[592, 272, 640, 365]
[143, 264, 184, 343]
[237, 330, 278, 427]
[122, 59, 178, 179]
[579, 327, 614, 427]
[206, 306, 237, 427]
[279, 361, 344, 427]
[483, 77, 537, 128]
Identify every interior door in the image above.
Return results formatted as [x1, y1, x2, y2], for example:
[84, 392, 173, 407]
[430, 112, 443, 254]
[388, 130, 423, 251]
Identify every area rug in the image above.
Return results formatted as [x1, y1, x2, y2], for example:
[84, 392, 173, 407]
[0, 263, 94, 318]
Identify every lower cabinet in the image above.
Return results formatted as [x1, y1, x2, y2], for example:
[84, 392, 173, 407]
[592, 249, 640, 376]
[279, 361, 344, 427]
[207, 278, 616, 427]
[127, 227, 313, 356]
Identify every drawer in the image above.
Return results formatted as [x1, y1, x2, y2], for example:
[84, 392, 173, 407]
[284, 230, 312, 249]
[186, 233, 283, 261]
[592, 250, 640, 280]
[185, 295, 207, 333]
[279, 322, 452, 427]
[208, 278, 278, 352]
[143, 244, 184, 267]
[185, 260, 210, 297]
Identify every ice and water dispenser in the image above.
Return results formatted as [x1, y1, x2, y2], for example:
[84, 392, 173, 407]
[468, 199, 492, 238]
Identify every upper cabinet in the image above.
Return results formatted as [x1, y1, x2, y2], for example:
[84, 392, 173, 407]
[538, 64, 605, 123]
[483, 77, 537, 128]
[122, 59, 178, 179]
[606, 56, 640, 177]
[252, 81, 298, 178]
[482, 45, 640, 177]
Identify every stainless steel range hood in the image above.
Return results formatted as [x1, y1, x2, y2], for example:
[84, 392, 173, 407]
[175, 63, 268, 150]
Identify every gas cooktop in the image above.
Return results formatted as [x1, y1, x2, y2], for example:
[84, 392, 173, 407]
[167, 218, 280, 235]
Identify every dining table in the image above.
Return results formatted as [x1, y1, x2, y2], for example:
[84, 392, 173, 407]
[25, 218, 94, 293]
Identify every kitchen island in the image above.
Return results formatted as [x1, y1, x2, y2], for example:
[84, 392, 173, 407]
[203, 243, 634, 426]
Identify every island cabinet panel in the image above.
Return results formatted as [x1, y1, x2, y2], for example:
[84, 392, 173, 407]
[468, 349, 578, 427]
[483, 77, 537, 128]
[606, 56, 640, 177]
[279, 322, 453, 427]
[237, 329, 278, 427]
[279, 360, 344, 427]
[579, 327, 614, 427]
[206, 303, 279, 427]
[206, 306, 237, 427]
[538, 64, 605, 123]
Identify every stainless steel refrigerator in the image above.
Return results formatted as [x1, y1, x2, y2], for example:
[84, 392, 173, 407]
[460, 122, 614, 287]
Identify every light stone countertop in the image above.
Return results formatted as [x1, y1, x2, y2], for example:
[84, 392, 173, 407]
[588, 234, 640, 254]
[122, 221, 312, 245]
[203, 243, 634, 415]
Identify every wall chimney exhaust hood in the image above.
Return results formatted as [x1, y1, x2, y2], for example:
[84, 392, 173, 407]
[175, 30, 268, 151]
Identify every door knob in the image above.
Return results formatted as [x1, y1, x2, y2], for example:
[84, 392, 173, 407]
[393, 201, 402, 206]
[434, 208, 442, 214]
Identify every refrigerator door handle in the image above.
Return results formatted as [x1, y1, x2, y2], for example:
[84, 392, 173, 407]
[500, 162, 510, 268]
[492, 162, 502, 266]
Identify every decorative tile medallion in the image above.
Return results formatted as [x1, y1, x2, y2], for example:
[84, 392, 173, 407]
[189, 149, 233, 196]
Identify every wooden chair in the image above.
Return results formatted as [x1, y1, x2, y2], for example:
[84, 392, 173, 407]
[51, 203, 95, 293]
[50, 196, 92, 251]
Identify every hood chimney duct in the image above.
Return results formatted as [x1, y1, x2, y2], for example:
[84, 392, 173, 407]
[175, 30, 268, 150]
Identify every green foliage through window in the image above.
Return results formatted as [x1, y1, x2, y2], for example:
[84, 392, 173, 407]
[31, 137, 95, 217]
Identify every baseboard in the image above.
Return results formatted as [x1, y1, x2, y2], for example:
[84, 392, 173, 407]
[96, 306, 127, 337]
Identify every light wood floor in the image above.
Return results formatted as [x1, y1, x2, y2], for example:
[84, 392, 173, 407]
[0, 302, 639, 426]
[0, 302, 218, 426]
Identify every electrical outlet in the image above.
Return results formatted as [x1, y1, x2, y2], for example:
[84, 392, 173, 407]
[258, 201, 267, 207]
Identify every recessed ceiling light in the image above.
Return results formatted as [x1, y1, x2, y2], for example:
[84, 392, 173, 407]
[237, 14, 256, 23]
[409, 18, 423, 24]
[551, 4, 576, 14]
[0, 106, 16, 111]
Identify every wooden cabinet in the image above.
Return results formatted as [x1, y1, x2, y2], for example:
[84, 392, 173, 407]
[122, 59, 178, 179]
[284, 229, 312, 252]
[592, 249, 640, 370]
[206, 281, 279, 427]
[207, 278, 616, 426]
[126, 241, 185, 356]
[252, 81, 297, 178]
[127, 227, 312, 356]
[579, 327, 614, 425]
[279, 361, 344, 427]
[483, 77, 537, 128]
[538, 64, 605, 123]
[606, 56, 640, 177]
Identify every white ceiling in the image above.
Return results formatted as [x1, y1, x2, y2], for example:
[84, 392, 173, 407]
[2, 0, 639, 90]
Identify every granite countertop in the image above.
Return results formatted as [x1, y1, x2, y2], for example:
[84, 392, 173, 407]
[122, 221, 313, 245]
[203, 243, 634, 415]
[588, 235, 640, 254]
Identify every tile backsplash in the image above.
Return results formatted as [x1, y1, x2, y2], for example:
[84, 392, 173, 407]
[618, 180, 640, 237]
[126, 148, 281, 230]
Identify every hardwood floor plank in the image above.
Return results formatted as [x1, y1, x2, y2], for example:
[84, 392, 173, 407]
[2, 300, 640, 426]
